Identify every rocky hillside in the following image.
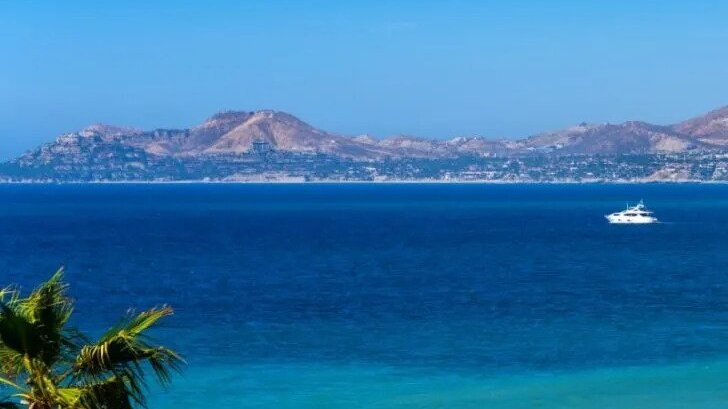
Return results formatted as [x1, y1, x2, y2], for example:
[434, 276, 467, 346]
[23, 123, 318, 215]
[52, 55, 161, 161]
[15, 110, 517, 164]
[672, 106, 728, 146]
[80, 110, 393, 159]
[10, 105, 728, 168]
[524, 121, 703, 154]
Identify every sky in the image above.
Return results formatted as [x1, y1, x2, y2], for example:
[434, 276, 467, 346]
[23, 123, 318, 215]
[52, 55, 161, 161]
[1, 0, 728, 159]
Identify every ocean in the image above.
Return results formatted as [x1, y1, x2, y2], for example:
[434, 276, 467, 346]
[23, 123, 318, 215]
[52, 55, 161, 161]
[2, 183, 728, 408]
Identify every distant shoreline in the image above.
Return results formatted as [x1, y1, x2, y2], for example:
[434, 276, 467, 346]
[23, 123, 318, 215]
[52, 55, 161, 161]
[1, 179, 728, 185]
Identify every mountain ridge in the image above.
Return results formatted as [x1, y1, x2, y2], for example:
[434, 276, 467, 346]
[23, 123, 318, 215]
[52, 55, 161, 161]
[10, 105, 728, 166]
[673, 106, 728, 146]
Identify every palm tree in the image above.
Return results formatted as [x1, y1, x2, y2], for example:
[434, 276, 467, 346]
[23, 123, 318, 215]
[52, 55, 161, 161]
[0, 269, 182, 408]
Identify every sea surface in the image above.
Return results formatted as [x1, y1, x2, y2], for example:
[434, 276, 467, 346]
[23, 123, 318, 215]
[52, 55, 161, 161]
[2, 183, 728, 408]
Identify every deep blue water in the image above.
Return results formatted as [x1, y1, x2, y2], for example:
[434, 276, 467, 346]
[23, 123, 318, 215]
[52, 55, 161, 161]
[2, 184, 728, 408]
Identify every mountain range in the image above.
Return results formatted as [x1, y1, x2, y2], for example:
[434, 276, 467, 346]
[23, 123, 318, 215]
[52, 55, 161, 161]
[3, 105, 728, 182]
[12, 105, 728, 165]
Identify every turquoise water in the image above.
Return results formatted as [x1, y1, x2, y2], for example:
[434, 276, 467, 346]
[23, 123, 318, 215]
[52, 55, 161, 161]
[2, 184, 728, 408]
[154, 361, 728, 408]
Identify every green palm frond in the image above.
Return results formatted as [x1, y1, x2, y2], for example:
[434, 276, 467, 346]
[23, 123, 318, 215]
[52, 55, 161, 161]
[102, 306, 174, 342]
[0, 376, 20, 391]
[16, 268, 70, 320]
[0, 344, 23, 377]
[0, 287, 16, 304]
[0, 269, 75, 367]
[75, 375, 135, 409]
[0, 304, 43, 359]
[74, 306, 183, 386]
[0, 271, 182, 409]
[56, 389, 83, 408]
[16, 268, 73, 367]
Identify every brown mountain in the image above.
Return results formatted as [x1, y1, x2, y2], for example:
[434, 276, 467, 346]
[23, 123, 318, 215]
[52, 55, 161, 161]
[525, 121, 702, 154]
[672, 106, 728, 146]
[50, 110, 509, 160]
[14, 105, 728, 164]
[74, 110, 396, 160]
[200, 111, 389, 158]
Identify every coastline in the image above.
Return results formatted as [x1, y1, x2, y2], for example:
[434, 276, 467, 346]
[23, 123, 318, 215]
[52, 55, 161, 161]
[2, 179, 728, 185]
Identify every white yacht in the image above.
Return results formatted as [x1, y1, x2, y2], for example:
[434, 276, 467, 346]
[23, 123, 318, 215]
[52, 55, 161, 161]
[605, 200, 658, 224]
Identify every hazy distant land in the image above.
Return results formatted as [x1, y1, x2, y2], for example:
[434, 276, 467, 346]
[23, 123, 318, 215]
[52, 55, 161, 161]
[2, 106, 728, 183]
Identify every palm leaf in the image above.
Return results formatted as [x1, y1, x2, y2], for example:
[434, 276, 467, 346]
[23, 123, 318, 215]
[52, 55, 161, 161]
[0, 304, 43, 359]
[16, 268, 73, 367]
[54, 386, 83, 407]
[0, 269, 76, 366]
[0, 376, 20, 391]
[0, 287, 16, 304]
[1, 270, 183, 408]
[74, 306, 183, 386]
[0, 344, 22, 377]
[101, 306, 174, 341]
[75, 376, 134, 409]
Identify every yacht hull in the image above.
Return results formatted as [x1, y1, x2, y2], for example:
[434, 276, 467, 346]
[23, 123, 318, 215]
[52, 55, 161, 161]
[606, 200, 658, 224]
[605, 215, 658, 224]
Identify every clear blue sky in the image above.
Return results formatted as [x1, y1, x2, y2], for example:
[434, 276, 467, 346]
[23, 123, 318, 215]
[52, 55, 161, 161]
[1, 0, 727, 159]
